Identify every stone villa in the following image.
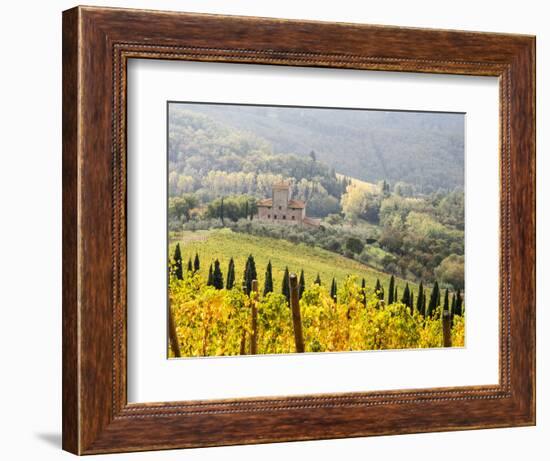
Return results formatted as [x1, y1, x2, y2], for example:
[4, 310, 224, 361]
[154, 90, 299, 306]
[256, 183, 320, 227]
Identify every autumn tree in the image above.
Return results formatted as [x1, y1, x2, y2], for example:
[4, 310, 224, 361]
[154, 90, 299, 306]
[435, 254, 465, 290]
[168, 194, 198, 222]
[341, 184, 380, 224]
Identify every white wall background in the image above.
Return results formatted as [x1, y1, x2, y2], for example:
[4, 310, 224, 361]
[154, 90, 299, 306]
[0, 0, 545, 459]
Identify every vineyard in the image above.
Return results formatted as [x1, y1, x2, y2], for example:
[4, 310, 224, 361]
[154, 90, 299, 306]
[170, 229, 414, 295]
[168, 243, 465, 358]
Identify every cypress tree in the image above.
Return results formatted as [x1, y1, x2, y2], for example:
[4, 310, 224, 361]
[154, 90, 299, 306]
[374, 278, 384, 300]
[243, 255, 257, 295]
[361, 278, 367, 307]
[410, 290, 415, 312]
[394, 287, 398, 304]
[207, 264, 213, 286]
[314, 273, 321, 285]
[330, 278, 337, 302]
[298, 269, 306, 299]
[193, 253, 200, 272]
[212, 259, 224, 290]
[422, 293, 427, 317]
[427, 281, 440, 317]
[282, 266, 290, 304]
[454, 290, 463, 316]
[263, 260, 273, 296]
[187, 258, 193, 274]
[401, 283, 410, 307]
[451, 293, 457, 319]
[173, 243, 183, 280]
[220, 197, 225, 225]
[443, 288, 449, 312]
[416, 282, 424, 314]
[226, 257, 235, 289]
[388, 275, 395, 304]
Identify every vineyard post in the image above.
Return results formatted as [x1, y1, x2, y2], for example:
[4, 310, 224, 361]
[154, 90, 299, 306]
[289, 273, 305, 353]
[250, 279, 258, 355]
[442, 310, 452, 347]
[168, 303, 181, 358]
[239, 280, 248, 355]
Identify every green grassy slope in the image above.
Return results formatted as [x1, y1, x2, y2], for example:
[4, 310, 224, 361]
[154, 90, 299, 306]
[170, 228, 418, 296]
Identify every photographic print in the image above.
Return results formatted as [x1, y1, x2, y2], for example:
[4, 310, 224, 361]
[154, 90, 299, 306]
[62, 9, 536, 452]
[167, 102, 465, 358]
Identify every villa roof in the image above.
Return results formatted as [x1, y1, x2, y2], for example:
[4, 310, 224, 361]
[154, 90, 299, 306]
[288, 199, 305, 209]
[256, 198, 305, 209]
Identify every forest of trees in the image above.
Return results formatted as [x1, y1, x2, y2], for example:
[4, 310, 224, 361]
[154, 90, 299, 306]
[168, 109, 350, 220]
[172, 103, 465, 191]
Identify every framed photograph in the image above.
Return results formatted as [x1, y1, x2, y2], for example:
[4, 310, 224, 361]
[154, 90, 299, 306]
[62, 6, 535, 455]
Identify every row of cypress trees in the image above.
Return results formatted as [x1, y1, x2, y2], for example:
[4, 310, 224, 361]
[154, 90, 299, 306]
[174, 246, 314, 304]
[172, 245, 463, 316]
[173, 243, 201, 281]
[384, 275, 463, 317]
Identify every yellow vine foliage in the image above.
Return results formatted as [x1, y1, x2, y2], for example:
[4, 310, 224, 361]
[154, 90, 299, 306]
[169, 274, 465, 357]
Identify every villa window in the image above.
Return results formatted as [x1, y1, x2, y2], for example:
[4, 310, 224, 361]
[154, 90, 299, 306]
[278, 206, 282, 210]
[291, 215, 295, 220]
[274, 215, 277, 219]
[283, 215, 286, 219]
[267, 214, 270, 218]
